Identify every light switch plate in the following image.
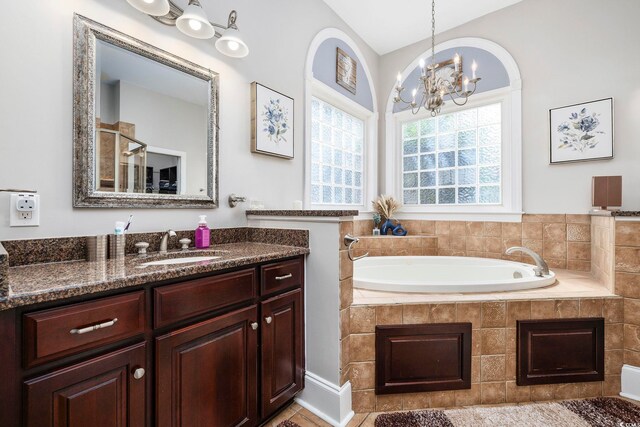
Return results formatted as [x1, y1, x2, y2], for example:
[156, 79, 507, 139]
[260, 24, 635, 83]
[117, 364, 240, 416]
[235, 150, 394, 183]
[9, 193, 40, 227]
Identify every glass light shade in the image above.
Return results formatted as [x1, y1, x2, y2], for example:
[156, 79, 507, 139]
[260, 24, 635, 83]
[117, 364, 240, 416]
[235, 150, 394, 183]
[126, 0, 170, 16]
[176, 2, 215, 39]
[215, 27, 249, 58]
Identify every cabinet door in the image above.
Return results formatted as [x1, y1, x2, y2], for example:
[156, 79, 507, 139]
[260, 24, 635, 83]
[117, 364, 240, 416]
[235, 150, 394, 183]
[24, 342, 147, 427]
[156, 305, 258, 427]
[261, 288, 304, 418]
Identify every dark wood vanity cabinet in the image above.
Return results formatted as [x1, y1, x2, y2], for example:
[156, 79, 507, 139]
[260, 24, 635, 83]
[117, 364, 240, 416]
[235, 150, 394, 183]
[3, 256, 305, 427]
[24, 342, 147, 427]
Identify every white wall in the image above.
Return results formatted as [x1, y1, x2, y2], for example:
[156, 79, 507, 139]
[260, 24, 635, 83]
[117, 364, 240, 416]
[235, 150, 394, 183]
[378, 0, 640, 214]
[0, 0, 378, 239]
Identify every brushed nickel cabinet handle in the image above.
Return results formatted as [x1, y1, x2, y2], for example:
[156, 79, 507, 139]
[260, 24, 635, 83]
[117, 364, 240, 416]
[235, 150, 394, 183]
[265, 316, 273, 324]
[133, 368, 145, 380]
[70, 318, 118, 335]
[275, 273, 293, 281]
[251, 322, 259, 330]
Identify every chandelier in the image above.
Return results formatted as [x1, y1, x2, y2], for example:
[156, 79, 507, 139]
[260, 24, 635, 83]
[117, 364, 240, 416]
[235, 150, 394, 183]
[393, 0, 481, 116]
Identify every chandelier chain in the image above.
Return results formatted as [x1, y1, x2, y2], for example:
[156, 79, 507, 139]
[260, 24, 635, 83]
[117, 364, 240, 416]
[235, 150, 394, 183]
[431, 0, 435, 66]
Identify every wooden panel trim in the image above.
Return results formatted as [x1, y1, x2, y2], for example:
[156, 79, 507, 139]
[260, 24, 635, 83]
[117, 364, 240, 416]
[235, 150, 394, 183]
[23, 291, 145, 368]
[375, 323, 472, 395]
[153, 268, 257, 328]
[517, 317, 605, 386]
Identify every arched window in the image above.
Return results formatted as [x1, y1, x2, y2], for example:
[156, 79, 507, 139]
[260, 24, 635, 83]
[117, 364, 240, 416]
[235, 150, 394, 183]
[385, 38, 522, 221]
[305, 29, 378, 210]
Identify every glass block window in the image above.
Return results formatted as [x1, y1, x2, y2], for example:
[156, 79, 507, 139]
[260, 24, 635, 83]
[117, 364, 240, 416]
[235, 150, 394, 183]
[401, 103, 502, 206]
[310, 97, 364, 205]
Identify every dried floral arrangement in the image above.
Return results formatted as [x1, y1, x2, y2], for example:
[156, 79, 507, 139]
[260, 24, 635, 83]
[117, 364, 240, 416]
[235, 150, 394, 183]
[372, 195, 401, 221]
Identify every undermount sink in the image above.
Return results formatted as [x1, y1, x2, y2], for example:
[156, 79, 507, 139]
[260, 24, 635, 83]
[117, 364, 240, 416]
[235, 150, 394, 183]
[138, 256, 221, 267]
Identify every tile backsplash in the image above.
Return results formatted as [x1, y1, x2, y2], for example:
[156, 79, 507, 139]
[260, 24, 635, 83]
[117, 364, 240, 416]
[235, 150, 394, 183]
[354, 215, 591, 272]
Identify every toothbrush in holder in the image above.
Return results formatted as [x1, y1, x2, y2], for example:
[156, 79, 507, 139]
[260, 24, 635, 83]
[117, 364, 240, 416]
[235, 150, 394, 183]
[123, 215, 133, 233]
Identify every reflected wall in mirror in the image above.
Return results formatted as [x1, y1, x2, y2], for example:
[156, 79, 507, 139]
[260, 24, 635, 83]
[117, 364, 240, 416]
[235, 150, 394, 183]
[73, 14, 218, 208]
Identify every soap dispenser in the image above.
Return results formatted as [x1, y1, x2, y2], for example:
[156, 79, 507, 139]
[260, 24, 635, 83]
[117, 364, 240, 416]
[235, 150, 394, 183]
[195, 215, 211, 249]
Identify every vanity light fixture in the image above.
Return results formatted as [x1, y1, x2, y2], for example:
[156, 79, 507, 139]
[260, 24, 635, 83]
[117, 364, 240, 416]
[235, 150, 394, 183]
[126, 0, 171, 16]
[127, 0, 249, 58]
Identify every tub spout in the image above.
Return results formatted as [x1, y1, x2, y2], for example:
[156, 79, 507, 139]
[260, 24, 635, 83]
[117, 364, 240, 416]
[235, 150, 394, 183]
[505, 246, 550, 277]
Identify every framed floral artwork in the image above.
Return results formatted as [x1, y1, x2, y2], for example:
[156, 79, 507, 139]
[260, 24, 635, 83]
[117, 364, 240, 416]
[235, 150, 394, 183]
[549, 98, 614, 164]
[251, 82, 294, 159]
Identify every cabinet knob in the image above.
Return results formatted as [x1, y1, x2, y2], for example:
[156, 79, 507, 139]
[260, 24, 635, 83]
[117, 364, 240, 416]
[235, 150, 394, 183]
[133, 368, 145, 380]
[250, 322, 259, 330]
[265, 316, 273, 324]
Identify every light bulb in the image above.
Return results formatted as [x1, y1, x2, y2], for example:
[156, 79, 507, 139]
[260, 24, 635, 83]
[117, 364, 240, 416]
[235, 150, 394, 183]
[188, 19, 202, 31]
[419, 58, 425, 69]
[227, 40, 240, 51]
[143, 0, 154, 3]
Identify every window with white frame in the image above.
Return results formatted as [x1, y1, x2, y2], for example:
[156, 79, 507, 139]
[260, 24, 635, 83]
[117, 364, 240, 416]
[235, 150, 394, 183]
[310, 97, 365, 205]
[401, 102, 502, 206]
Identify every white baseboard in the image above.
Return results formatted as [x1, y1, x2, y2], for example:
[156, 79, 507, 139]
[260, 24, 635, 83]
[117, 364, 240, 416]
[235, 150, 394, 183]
[621, 364, 640, 401]
[295, 372, 354, 427]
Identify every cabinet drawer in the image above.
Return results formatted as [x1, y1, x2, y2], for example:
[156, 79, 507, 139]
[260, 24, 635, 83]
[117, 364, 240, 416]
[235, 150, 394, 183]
[154, 268, 257, 328]
[260, 258, 303, 297]
[23, 291, 145, 368]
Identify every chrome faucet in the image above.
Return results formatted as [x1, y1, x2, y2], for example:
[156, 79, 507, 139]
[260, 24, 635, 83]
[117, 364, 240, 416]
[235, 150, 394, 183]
[159, 229, 177, 254]
[505, 246, 550, 277]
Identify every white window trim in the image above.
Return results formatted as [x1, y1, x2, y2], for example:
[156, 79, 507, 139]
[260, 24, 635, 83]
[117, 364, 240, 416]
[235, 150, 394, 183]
[383, 37, 522, 222]
[304, 28, 379, 211]
[305, 78, 378, 210]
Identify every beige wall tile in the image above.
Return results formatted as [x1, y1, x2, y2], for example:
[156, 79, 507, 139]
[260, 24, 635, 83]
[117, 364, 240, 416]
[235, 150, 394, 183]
[546, 258, 567, 269]
[506, 381, 530, 403]
[530, 384, 555, 401]
[481, 382, 506, 404]
[604, 298, 624, 323]
[466, 222, 484, 237]
[450, 221, 467, 236]
[579, 299, 603, 317]
[466, 236, 486, 252]
[420, 221, 436, 236]
[625, 298, 640, 325]
[506, 353, 517, 381]
[350, 306, 375, 333]
[340, 308, 350, 338]
[603, 375, 621, 396]
[625, 350, 640, 366]
[531, 300, 555, 319]
[350, 334, 375, 362]
[430, 391, 455, 408]
[506, 301, 531, 326]
[375, 394, 403, 412]
[403, 304, 430, 324]
[543, 241, 567, 259]
[615, 273, 640, 298]
[624, 324, 640, 351]
[341, 336, 350, 368]
[616, 222, 640, 247]
[567, 214, 591, 224]
[352, 390, 376, 413]
[485, 237, 502, 254]
[481, 329, 506, 355]
[502, 223, 522, 239]
[402, 393, 430, 410]
[451, 236, 466, 251]
[615, 247, 640, 273]
[376, 305, 402, 325]
[567, 223, 591, 242]
[435, 221, 450, 235]
[340, 250, 353, 280]
[455, 384, 481, 406]
[568, 260, 591, 271]
[481, 355, 506, 381]
[568, 242, 591, 260]
[555, 299, 579, 318]
[430, 303, 456, 323]
[482, 302, 506, 327]
[350, 362, 375, 390]
[606, 323, 623, 350]
[605, 350, 623, 375]
[472, 356, 481, 383]
[456, 303, 482, 328]
[522, 223, 542, 240]
[506, 328, 517, 354]
[340, 277, 353, 310]
[484, 222, 502, 237]
[543, 223, 567, 242]
[524, 214, 566, 223]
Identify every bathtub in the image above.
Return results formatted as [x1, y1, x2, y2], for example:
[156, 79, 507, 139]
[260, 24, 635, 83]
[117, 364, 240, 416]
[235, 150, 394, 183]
[353, 256, 556, 293]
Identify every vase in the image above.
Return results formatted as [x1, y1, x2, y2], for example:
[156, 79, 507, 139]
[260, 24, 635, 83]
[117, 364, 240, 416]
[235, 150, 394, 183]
[392, 223, 408, 236]
[380, 219, 394, 235]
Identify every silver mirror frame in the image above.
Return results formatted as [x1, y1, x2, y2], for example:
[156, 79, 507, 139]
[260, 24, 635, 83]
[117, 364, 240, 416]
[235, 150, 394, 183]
[72, 14, 219, 208]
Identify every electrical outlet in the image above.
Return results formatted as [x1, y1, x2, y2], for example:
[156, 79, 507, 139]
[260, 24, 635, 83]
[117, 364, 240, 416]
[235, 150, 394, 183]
[10, 193, 40, 227]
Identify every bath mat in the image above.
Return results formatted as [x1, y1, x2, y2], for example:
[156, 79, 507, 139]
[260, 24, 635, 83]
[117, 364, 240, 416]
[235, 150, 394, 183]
[277, 421, 302, 427]
[375, 397, 640, 427]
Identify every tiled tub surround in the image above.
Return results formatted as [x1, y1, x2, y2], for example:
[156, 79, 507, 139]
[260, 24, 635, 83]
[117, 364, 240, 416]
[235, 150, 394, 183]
[347, 297, 623, 412]
[353, 214, 592, 272]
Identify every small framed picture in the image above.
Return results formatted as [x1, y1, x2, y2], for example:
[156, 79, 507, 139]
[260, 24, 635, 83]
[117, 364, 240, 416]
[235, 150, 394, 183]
[549, 98, 614, 164]
[251, 82, 294, 159]
[336, 47, 357, 94]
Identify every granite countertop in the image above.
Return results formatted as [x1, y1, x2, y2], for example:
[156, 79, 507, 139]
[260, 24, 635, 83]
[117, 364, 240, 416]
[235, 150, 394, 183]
[590, 210, 640, 217]
[0, 242, 309, 311]
[246, 209, 359, 217]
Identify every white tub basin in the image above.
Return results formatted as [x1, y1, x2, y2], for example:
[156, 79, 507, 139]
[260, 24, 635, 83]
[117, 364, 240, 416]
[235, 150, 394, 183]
[354, 256, 556, 293]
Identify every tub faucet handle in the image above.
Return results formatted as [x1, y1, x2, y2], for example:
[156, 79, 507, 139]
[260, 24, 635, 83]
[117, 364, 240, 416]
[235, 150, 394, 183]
[344, 234, 368, 262]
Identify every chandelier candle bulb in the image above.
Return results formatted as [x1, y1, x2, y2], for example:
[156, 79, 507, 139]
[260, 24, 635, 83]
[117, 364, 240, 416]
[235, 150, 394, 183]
[454, 53, 460, 71]
[396, 73, 402, 88]
[472, 60, 478, 80]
